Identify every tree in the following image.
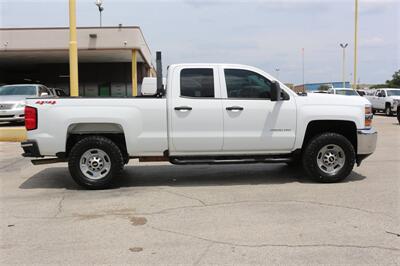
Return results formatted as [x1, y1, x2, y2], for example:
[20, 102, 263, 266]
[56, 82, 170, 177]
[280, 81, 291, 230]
[386, 69, 400, 88]
[371, 69, 400, 89]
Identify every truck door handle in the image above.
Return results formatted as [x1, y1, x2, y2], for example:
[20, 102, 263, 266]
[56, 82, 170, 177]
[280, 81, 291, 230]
[226, 106, 244, 111]
[174, 106, 192, 111]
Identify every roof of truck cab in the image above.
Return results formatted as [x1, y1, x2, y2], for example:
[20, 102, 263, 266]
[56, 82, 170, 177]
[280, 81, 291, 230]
[169, 63, 256, 68]
[168, 64, 275, 77]
[1, 84, 43, 87]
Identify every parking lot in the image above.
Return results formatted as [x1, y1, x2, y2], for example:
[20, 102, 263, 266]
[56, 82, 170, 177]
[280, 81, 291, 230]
[0, 115, 399, 264]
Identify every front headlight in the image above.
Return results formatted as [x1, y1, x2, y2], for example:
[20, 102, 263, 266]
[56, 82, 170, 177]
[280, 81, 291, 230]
[16, 102, 26, 108]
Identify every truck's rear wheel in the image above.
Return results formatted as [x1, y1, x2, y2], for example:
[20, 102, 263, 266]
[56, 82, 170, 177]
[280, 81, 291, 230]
[68, 136, 124, 189]
[302, 133, 355, 183]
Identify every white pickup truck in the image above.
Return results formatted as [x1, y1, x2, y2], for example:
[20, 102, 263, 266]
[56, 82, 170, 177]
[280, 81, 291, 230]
[366, 88, 400, 116]
[21, 53, 377, 189]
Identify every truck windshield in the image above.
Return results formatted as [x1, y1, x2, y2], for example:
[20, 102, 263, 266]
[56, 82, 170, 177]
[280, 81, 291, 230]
[336, 89, 359, 96]
[0, 86, 37, 96]
[387, 90, 400, 96]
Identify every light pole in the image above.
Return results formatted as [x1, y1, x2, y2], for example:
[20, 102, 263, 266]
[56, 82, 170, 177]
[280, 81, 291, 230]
[69, 0, 79, 96]
[340, 43, 348, 88]
[95, 0, 104, 27]
[353, 0, 358, 89]
[275, 68, 280, 80]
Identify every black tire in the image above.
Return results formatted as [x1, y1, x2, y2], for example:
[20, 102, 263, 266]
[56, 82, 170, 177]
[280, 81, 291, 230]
[68, 136, 124, 189]
[385, 105, 393, 116]
[372, 108, 376, 115]
[302, 133, 355, 183]
[397, 106, 400, 124]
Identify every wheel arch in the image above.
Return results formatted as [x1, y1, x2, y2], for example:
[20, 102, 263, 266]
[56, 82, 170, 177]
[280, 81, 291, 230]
[65, 123, 128, 159]
[302, 120, 357, 153]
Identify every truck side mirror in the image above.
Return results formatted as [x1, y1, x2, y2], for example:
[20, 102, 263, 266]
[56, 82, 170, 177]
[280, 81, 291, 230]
[271, 81, 281, 102]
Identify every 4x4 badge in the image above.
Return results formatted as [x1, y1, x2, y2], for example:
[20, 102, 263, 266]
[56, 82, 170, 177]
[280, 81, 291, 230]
[35, 100, 56, 105]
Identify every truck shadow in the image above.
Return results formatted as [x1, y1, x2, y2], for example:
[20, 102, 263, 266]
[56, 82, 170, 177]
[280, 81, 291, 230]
[19, 163, 367, 190]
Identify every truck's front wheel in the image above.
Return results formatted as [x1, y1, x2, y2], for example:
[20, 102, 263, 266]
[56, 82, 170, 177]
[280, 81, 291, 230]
[385, 105, 393, 116]
[68, 136, 124, 189]
[302, 133, 355, 183]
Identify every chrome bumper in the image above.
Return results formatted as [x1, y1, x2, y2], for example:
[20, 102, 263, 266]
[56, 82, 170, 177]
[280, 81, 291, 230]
[357, 128, 377, 155]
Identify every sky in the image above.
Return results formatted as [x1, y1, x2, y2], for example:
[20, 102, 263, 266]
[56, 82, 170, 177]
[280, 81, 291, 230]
[0, 0, 399, 85]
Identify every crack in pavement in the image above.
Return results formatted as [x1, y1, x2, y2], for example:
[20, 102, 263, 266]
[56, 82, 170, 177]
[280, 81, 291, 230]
[386, 231, 400, 237]
[0, 158, 29, 171]
[135, 198, 396, 220]
[9, 194, 68, 220]
[193, 243, 213, 266]
[8, 197, 396, 222]
[53, 194, 66, 218]
[149, 225, 400, 252]
[162, 189, 207, 206]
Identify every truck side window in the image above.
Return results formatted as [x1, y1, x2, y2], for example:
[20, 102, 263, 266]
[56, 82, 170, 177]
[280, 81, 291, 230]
[224, 69, 272, 99]
[180, 68, 214, 98]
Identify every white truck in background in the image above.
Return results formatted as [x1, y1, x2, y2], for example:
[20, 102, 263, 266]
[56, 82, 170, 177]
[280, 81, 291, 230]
[21, 52, 377, 189]
[366, 88, 400, 116]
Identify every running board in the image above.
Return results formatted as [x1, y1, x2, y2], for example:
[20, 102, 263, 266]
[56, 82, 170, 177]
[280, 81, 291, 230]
[170, 157, 292, 165]
[31, 158, 66, 165]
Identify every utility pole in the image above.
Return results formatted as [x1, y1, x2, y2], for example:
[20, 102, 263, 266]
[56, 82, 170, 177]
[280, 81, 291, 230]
[69, 0, 79, 96]
[340, 43, 348, 88]
[353, 0, 358, 89]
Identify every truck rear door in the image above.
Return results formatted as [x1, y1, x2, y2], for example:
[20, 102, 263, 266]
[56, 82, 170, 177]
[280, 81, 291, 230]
[169, 66, 223, 153]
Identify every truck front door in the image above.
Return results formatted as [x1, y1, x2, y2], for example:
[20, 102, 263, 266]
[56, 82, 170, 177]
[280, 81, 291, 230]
[169, 66, 223, 153]
[376, 90, 386, 109]
[220, 67, 296, 152]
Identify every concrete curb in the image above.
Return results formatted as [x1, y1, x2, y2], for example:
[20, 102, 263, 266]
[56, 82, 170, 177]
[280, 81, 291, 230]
[0, 127, 27, 142]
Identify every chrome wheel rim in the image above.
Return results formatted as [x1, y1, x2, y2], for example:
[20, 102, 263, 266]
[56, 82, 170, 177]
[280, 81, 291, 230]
[316, 144, 345, 176]
[80, 149, 111, 180]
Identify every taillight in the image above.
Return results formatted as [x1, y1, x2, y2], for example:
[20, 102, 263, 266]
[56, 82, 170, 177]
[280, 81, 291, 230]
[25, 106, 37, 130]
[365, 105, 373, 128]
